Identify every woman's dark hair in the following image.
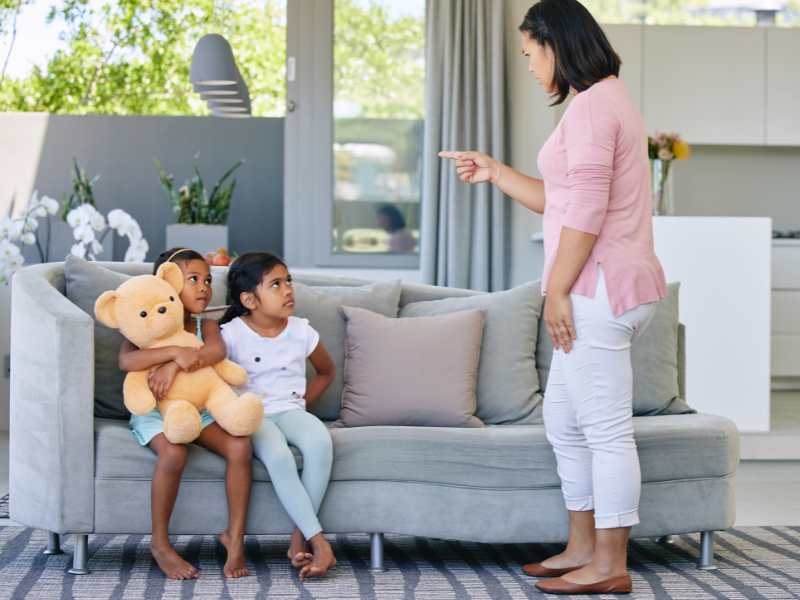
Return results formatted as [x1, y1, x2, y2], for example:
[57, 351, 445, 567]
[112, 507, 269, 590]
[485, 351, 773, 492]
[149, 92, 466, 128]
[220, 252, 288, 325]
[377, 204, 406, 232]
[519, 0, 621, 105]
[152, 247, 205, 275]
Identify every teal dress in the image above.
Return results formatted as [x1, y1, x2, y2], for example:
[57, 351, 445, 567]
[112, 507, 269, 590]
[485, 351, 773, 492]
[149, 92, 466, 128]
[129, 316, 215, 446]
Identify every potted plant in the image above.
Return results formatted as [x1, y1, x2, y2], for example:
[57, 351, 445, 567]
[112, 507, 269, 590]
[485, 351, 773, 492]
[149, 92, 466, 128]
[157, 155, 243, 256]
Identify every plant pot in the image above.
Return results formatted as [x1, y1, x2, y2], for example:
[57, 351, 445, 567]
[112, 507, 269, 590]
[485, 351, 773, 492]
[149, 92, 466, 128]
[166, 224, 229, 257]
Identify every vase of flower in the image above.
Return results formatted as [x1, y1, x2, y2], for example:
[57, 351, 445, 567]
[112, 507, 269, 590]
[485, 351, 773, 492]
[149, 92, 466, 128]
[648, 132, 691, 216]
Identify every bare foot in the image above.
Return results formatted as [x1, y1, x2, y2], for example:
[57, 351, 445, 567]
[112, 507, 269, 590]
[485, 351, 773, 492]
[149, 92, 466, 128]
[562, 563, 627, 585]
[151, 541, 199, 580]
[287, 529, 312, 568]
[299, 534, 337, 582]
[218, 530, 251, 578]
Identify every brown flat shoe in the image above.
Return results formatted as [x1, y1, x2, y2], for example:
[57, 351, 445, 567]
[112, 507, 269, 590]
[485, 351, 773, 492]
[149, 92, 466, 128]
[521, 562, 585, 578]
[535, 573, 632, 595]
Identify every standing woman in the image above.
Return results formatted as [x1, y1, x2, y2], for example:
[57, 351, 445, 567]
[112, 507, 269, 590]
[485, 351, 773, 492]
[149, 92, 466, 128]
[440, 0, 667, 595]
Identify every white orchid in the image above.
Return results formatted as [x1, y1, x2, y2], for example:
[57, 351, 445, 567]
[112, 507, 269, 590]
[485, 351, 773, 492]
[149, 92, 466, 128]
[124, 236, 149, 263]
[1, 190, 149, 285]
[0, 239, 22, 259]
[40, 196, 59, 215]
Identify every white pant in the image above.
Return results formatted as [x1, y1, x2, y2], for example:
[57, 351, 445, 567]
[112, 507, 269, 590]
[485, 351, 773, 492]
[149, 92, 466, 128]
[543, 267, 656, 529]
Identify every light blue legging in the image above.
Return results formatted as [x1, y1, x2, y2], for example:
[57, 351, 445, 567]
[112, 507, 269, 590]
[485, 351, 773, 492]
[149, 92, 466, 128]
[251, 409, 333, 540]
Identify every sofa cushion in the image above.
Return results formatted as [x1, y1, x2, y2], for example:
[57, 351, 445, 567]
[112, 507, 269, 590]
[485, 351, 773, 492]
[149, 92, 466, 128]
[293, 280, 402, 421]
[95, 417, 298, 481]
[536, 283, 694, 416]
[95, 414, 737, 489]
[338, 306, 485, 427]
[400, 281, 544, 424]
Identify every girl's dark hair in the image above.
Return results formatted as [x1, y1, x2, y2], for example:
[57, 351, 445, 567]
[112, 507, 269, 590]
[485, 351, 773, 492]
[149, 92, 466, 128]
[220, 252, 288, 325]
[153, 247, 205, 275]
[377, 204, 406, 232]
[519, 0, 621, 105]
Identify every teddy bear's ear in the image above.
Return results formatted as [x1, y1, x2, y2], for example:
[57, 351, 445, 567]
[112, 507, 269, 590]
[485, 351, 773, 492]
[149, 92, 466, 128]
[157, 262, 184, 294]
[94, 290, 120, 329]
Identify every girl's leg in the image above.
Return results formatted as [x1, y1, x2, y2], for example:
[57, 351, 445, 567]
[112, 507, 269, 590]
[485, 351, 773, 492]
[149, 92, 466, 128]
[148, 434, 198, 580]
[272, 410, 336, 580]
[272, 410, 333, 513]
[251, 416, 330, 578]
[195, 423, 252, 578]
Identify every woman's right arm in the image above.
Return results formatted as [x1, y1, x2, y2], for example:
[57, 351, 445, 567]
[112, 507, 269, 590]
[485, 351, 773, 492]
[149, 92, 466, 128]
[438, 150, 545, 215]
[118, 340, 200, 372]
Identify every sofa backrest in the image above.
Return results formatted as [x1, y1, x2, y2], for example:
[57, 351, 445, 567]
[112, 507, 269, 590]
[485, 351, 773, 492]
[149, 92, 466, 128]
[29, 260, 690, 421]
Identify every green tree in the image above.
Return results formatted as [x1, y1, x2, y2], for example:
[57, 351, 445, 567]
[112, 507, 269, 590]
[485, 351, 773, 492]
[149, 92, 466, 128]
[334, 0, 425, 119]
[0, 0, 429, 119]
[0, 0, 287, 116]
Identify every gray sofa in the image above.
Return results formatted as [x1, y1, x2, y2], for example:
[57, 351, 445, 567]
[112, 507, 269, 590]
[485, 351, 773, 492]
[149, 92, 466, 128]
[9, 261, 739, 575]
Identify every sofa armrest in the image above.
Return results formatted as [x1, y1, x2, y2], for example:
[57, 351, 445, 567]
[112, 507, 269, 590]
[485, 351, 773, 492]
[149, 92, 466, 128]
[10, 264, 95, 533]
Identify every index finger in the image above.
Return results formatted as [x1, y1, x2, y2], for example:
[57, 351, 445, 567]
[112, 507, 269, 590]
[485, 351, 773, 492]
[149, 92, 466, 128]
[438, 150, 464, 160]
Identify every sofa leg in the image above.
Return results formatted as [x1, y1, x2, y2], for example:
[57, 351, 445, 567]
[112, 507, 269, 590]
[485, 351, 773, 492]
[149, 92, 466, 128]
[656, 535, 674, 545]
[68, 534, 90, 575]
[697, 531, 716, 570]
[44, 532, 63, 555]
[370, 533, 385, 572]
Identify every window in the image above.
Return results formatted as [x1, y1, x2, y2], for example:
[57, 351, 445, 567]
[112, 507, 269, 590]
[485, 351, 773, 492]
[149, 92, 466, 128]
[332, 0, 424, 257]
[284, 0, 425, 269]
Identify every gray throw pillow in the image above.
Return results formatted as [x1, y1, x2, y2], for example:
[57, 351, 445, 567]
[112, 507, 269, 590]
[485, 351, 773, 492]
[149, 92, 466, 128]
[400, 281, 544, 424]
[338, 306, 485, 427]
[64, 256, 131, 419]
[294, 280, 402, 421]
[535, 283, 694, 416]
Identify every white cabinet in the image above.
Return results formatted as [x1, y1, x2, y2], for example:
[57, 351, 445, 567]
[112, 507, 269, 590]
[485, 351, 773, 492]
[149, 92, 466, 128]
[771, 242, 800, 383]
[643, 26, 766, 145]
[603, 25, 643, 112]
[766, 29, 800, 146]
[653, 217, 772, 432]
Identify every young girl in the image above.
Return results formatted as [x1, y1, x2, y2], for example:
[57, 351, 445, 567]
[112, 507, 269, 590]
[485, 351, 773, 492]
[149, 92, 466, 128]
[219, 252, 337, 581]
[118, 248, 253, 580]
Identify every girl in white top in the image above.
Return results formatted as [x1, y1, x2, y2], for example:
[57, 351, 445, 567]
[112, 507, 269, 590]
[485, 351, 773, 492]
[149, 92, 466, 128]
[220, 252, 337, 581]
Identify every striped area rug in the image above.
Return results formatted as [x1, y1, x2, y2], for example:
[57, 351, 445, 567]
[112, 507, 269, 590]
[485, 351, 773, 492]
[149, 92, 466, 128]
[0, 527, 798, 599]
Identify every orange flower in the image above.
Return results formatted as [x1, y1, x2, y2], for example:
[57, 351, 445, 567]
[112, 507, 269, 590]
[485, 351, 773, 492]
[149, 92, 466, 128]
[673, 140, 691, 160]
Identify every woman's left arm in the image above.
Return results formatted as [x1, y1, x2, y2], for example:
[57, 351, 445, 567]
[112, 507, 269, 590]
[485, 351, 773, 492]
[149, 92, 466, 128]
[544, 229, 598, 353]
[197, 319, 228, 367]
[306, 341, 336, 407]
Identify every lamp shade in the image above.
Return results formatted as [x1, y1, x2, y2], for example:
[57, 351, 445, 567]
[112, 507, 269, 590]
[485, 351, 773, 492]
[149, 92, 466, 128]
[194, 83, 239, 96]
[190, 34, 239, 86]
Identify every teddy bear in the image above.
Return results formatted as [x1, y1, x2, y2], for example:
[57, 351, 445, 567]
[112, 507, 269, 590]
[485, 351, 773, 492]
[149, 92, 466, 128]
[94, 262, 264, 444]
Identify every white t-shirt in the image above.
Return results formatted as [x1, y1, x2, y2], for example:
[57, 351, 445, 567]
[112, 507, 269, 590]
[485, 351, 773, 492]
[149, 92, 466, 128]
[220, 316, 320, 416]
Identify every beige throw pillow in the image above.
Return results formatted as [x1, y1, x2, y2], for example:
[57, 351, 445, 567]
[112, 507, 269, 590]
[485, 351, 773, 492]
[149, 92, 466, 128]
[337, 306, 486, 428]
